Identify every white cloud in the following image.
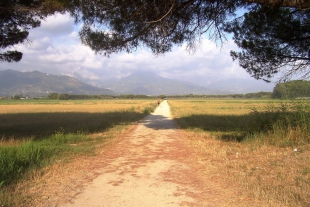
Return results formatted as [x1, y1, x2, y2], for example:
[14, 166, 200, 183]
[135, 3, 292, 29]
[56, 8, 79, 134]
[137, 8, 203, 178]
[0, 13, 274, 90]
[38, 13, 74, 35]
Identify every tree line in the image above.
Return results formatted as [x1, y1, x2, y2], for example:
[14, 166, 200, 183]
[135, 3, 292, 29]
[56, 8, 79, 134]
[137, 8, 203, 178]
[47, 93, 155, 100]
[46, 92, 273, 100]
[6, 80, 309, 100]
[272, 80, 310, 99]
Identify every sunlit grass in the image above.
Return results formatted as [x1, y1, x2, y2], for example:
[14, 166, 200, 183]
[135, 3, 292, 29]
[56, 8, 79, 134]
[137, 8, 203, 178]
[169, 99, 310, 145]
[0, 99, 156, 114]
[0, 99, 157, 206]
[169, 99, 310, 206]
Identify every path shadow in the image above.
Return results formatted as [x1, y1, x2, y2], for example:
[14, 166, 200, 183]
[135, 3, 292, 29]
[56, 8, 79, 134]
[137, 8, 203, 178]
[0, 111, 146, 140]
[173, 114, 253, 142]
[172, 109, 310, 142]
[142, 114, 178, 130]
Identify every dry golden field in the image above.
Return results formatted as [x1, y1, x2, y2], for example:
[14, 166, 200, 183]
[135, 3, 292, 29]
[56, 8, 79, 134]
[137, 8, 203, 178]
[169, 99, 310, 206]
[1, 99, 309, 206]
[0, 99, 157, 141]
[0, 99, 156, 114]
[0, 99, 158, 206]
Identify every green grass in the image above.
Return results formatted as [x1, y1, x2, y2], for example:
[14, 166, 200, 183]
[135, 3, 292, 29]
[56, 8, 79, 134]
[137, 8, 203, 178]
[0, 100, 158, 189]
[0, 132, 89, 187]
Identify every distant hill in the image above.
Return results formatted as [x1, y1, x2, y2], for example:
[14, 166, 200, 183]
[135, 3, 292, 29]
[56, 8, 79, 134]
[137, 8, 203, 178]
[104, 71, 212, 95]
[0, 69, 275, 97]
[0, 69, 115, 97]
[77, 72, 274, 95]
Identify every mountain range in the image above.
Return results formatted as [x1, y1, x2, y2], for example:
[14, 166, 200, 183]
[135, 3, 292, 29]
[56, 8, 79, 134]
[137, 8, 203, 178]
[100, 71, 212, 95]
[0, 69, 115, 97]
[75, 72, 275, 95]
[0, 69, 274, 97]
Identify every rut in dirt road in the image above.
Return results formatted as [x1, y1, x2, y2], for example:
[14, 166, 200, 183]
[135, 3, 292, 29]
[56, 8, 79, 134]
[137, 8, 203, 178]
[64, 100, 212, 207]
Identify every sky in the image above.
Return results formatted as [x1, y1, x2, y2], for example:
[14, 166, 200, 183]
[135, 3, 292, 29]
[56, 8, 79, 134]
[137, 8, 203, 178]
[0, 13, 277, 91]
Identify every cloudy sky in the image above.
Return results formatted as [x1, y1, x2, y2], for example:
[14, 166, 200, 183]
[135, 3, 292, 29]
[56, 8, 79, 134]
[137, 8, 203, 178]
[0, 13, 276, 91]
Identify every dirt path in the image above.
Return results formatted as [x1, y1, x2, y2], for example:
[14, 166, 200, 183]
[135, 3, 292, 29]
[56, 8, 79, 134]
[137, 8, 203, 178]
[27, 100, 263, 207]
[25, 100, 290, 207]
[54, 100, 212, 206]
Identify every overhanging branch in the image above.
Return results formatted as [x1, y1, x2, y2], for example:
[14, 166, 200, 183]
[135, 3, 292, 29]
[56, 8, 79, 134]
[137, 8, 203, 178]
[243, 0, 310, 9]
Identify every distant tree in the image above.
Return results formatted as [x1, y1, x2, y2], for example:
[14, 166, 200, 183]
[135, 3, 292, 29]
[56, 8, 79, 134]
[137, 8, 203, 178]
[158, 95, 167, 99]
[286, 80, 310, 98]
[57, 93, 69, 100]
[48, 92, 58, 99]
[232, 94, 245, 98]
[272, 80, 310, 99]
[12, 95, 21, 99]
[126, 94, 135, 99]
[245, 92, 271, 98]
[272, 83, 288, 99]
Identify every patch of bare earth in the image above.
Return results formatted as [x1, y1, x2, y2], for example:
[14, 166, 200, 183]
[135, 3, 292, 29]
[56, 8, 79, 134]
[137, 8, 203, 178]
[24, 101, 266, 206]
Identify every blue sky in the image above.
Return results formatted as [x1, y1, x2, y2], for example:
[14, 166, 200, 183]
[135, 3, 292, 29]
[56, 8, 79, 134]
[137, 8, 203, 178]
[0, 13, 276, 91]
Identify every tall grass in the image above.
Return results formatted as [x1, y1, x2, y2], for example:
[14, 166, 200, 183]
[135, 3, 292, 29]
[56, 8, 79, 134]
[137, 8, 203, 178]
[249, 100, 310, 147]
[169, 99, 310, 206]
[169, 99, 310, 147]
[0, 131, 95, 188]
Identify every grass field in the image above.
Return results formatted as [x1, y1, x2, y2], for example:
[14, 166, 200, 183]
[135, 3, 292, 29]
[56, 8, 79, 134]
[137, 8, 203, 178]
[0, 99, 157, 206]
[1, 98, 309, 206]
[0, 99, 157, 139]
[169, 99, 310, 206]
